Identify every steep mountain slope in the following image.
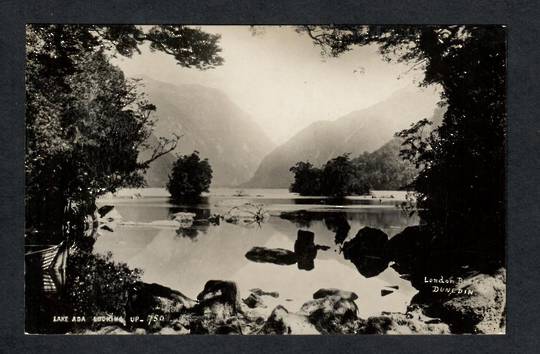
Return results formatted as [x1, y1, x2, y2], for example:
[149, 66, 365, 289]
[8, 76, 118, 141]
[137, 77, 275, 187]
[244, 87, 441, 188]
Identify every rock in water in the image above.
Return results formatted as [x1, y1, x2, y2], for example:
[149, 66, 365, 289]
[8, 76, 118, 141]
[294, 230, 317, 270]
[313, 288, 358, 301]
[343, 227, 389, 278]
[245, 247, 297, 265]
[381, 289, 394, 297]
[196, 280, 242, 320]
[260, 306, 320, 335]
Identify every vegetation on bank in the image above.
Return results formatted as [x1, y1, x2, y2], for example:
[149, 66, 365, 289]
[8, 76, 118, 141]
[300, 25, 506, 270]
[166, 151, 213, 200]
[25, 25, 223, 242]
[66, 251, 143, 320]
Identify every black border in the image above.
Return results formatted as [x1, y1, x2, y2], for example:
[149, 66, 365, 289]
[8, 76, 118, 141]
[2, 0, 540, 352]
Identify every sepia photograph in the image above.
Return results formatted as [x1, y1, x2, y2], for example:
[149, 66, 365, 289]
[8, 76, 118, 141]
[24, 24, 506, 335]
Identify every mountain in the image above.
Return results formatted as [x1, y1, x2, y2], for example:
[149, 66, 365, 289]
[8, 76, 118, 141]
[244, 86, 442, 188]
[136, 77, 275, 187]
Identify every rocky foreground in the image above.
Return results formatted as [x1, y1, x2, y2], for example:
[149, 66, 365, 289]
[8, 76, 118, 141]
[82, 207, 506, 335]
[80, 267, 505, 335]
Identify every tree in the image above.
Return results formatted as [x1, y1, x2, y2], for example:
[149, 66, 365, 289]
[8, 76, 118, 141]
[321, 154, 367, 197]
[25, 25, 223, 241]
[352, 139, 418, 190]
[290, 154, 370, 197]
[167, 152, 213, 200]
[289, 161, 322, 195]
[301, 25, 506, 270]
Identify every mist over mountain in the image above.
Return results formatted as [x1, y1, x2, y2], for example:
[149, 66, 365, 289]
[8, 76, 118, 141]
[137, 77, 275, 187]
[244, 87, 442, 188]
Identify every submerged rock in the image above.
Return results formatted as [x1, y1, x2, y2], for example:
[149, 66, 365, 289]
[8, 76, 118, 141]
[260, 305, 320, 335]
[343, 227, 390, 278]
[245, 247, 297, 265]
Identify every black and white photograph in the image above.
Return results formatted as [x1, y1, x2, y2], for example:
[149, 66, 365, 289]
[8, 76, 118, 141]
[24, 24, 506, 335]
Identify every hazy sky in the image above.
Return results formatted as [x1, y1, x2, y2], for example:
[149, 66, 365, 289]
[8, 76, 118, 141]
[115, 26, 440, 145]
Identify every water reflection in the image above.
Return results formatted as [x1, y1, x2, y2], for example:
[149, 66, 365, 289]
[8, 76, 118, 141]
[93, 189, 420, 318]
[281, 210, 351, 244]
[244, 229, 331, 271]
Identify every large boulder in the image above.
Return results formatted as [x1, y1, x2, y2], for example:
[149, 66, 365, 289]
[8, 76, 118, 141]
[421, 268, 506, 334]
[127, 282, 196, 314]
[299, 292, 360, 334]
[126, 282, 196, 331]
[245, 247, 297, 265]
[385, 225, 433, 277]
[343, 227, 389, 278]
[260, 305, 320, 335]
[362, 305, 450, 334]
[195, 280, 242, 321]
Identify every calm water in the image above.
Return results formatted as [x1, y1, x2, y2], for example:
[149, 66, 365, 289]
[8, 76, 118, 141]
[94, 188, 419, 318]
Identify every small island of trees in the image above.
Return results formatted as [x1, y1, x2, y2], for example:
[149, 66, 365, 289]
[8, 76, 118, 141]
[289, 140, 417, 197]
[167, 151, 213, 200]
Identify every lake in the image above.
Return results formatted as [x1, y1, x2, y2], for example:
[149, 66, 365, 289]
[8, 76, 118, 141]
[94, 188, 419, 318]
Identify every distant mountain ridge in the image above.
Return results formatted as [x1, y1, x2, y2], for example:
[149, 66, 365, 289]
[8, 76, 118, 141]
[137, 77, 275, 187]
[244, 87, 441, 188]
